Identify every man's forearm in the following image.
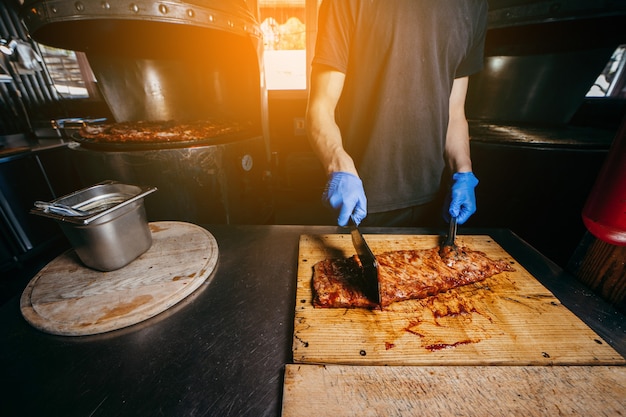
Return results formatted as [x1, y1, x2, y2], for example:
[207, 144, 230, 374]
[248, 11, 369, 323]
[445, 76, 473, 174]
[306, 107, 357, 176]
[445, 116, 473, 173]
[306, 67, 358, 177]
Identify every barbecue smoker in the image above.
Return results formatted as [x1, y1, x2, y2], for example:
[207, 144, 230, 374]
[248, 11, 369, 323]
[21, 0, 272, 224]
[466, 0, 626, 124]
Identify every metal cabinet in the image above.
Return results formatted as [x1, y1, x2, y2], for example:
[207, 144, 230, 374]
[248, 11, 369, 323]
[0, 144, 79, 271]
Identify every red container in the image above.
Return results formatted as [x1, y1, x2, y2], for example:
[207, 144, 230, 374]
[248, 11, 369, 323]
[582, 117, 626, 246]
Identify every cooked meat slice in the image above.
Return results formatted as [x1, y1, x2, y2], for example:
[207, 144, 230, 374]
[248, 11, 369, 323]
[312, 255, 378, 309]
[312, 245, 514, 309]
[78, 120, 247, 143]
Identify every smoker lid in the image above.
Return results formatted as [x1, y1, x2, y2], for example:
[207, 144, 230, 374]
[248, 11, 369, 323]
[486, 0, 626, 28]
[21, 0, 261, 51]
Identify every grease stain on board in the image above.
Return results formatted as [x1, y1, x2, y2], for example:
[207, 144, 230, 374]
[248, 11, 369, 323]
[149, 223, 168, 233]
[97, 295, 154, 322]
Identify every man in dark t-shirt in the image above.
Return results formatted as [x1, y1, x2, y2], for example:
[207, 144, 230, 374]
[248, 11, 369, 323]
[306, 0, 488, 227]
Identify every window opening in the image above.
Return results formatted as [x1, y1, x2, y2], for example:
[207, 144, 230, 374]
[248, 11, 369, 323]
[259, 0, 308, 90]
[586, 45, 626, 98]
[37, 44, 94, 98]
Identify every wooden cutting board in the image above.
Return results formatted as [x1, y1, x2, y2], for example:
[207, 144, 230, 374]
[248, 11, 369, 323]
[293, 234, 624, 365]
[282, 364, 626, 417]
[20, 221, 218, 336]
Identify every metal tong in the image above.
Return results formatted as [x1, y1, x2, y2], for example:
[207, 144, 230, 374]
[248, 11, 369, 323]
[34, 201, 89, 217]
[440, 216, 459, 261]
[442, 216, 458, 248]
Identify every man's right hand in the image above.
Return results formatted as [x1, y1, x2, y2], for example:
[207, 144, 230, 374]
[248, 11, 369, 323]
[322, 172, 367, 226]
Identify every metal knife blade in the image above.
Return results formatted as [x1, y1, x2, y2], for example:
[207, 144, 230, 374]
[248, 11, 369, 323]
[348, 217, 380, 305]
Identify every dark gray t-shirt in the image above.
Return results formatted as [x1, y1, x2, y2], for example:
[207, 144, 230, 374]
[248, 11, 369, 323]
[313, 0, 488, 213]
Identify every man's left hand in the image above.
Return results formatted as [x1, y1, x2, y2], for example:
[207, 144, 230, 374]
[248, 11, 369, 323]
[446, 172, 479, 224]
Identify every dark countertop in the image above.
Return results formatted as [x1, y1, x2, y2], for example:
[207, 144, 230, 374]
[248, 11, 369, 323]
[469, 120, 615, 149]
[1, 225, 624, 417]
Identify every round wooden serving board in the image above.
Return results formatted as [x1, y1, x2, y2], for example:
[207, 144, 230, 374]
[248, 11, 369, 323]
[20, 221, 218, 336]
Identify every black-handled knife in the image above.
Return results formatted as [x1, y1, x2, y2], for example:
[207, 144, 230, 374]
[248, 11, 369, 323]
[348, 217, 380, 305]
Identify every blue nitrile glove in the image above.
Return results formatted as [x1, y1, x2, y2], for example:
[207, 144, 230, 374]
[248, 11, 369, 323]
[446, 172, 479, 225]
[322, 172, 367, 226]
